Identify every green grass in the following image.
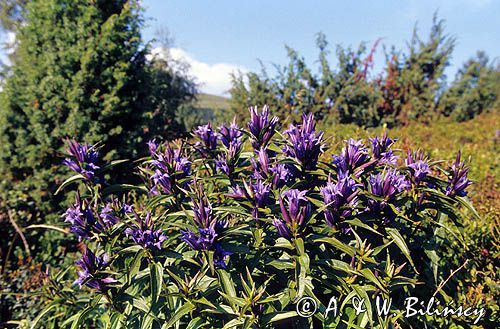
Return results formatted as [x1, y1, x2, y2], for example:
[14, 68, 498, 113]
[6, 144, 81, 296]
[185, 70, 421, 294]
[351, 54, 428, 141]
[194, 93, 230, 111]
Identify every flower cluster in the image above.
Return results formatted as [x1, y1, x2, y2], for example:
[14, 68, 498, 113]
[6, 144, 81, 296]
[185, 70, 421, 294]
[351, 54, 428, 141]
[368, 169, 410, 220]
[75, 248, 116, 291]
[274, 189, 311, 239]
[320, 171, 361, 230]
[147, 140, 191, 195]
[59, 103, 476, 325]
[63, 139, 101, 181]
[333, 139, 370, 174]
[99, 198, 133, 228]
[181, 190, 231, 268]
[63, 193, 102, 240]
[405, 150, 431, 183]
[247, 105, 279, 150]
[283, 113, 325, 171]
[124, 212, 167, 251]
[250, 148, 291, 188]
[194, 122, 218, 157]
[445, 151, 472, 197]
[215, 120, 243, 176]
[370, 132, 398, 165]
[228, 180, 272, 221]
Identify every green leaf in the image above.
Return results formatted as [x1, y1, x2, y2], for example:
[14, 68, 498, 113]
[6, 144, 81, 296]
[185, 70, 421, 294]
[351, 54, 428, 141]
[55, 174, 84, 195]
[102, 183, 148, 195]
[70, 306, 94, 329]
[261, 311, 298, 323]
[30, 303, 57, 329]
[163, 302, 196, 328]
[344, 218, 383, 236]
[150, 262, 163, 304]
[186, 317, 206, 329]
[386, 228, 417, 272]
[314, 237, 356, 257]
[110, 313, 124, 329]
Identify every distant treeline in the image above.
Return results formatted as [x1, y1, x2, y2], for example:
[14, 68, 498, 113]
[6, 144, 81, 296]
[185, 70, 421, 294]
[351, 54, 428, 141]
[228, 16, 499, 127]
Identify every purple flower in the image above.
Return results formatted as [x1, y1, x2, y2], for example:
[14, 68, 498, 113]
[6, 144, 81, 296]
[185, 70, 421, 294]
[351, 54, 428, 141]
[63, 193, 102, 240]
[273, 218, 292, 239]
[75, 248, 116, 291]
[250, 148, 271, 179]
[320, 171, 360, 228]
[63, 139, 100, 181]
[253, 181, 271, 209]
[368, 169, 410, 212]
[213, 244, 232, 269]
[99, 199, 132, 228]
[247, 105, 279, 150]
[147, 140, 191, 195]
[192, 191, 213, 229]
[333, 139, 369, 174]
[275, 189, 311, 238]
[405, 150, 430, 183]
[215, 121, 243, 177]
[150, 170, 172, 195]
[270, 163, 292, 188]
[215, 155, 231, 176]
[283, 113, 325, 170]
[227, 185, 247, 199]
[228, 180, 271, 221]
[445, 151, 472, 197]
[408, 160, 430, 183]
[194, 123, 218, 157]
[181, 219, 230, 268]
[250, 148, 291, 187]
[370, 132, 398, 165]
[181, 225, 217, 251]
[124, 212, 166, 251]
[218, 119, 243, 151]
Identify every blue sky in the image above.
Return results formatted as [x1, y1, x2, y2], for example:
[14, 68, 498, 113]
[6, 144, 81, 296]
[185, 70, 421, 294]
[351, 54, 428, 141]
[141, 0, 499, 96]
[1, 1, 498, 96]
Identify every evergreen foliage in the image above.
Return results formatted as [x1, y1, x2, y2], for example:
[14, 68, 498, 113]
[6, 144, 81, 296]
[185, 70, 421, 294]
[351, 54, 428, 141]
[439, 51, 499, 121]
[0, 0, 195, 321]
[229, 16, 497, 127]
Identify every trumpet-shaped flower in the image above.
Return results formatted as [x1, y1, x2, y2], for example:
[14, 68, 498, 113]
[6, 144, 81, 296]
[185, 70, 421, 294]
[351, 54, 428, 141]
[218, 119, 243, 151]
[445, 151, 472, 197]
[320, 171, 361, 227]
[99, 198, 133, 227]
[333, 139, 369, 173]
[370, 132, 398, 165]
[63, 193, 102, 240]
[405, 150, 430, 183]
[368, 169, 409, 212]
[248, 105, 279, 150]
[274, 189, 311, 238]
[194, 122, 218, 157]
[75, 248, 116, 291]
[147, 140, 191, 195]
[124, 212, 166, 251]
[283, 113, 325, 170]
[181, 217, 230, 268]
[63, 139, 100, 181]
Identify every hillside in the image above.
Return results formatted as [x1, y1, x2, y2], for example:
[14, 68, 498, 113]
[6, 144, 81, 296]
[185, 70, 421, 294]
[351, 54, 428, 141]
[194, 93, 230, 110]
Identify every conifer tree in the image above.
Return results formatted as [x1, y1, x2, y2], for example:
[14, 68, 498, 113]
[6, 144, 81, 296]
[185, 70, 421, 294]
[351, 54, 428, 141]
[0, 0, 194, 256]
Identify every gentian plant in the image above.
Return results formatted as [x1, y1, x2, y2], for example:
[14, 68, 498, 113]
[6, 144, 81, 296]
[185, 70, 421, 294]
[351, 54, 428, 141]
[38, 106, 481, 329]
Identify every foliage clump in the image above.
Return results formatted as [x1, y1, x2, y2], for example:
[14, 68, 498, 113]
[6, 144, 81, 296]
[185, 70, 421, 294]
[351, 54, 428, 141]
[0, 0, 195, 321]
[229, 16, 498, 127]
[37, 105, 490, 328]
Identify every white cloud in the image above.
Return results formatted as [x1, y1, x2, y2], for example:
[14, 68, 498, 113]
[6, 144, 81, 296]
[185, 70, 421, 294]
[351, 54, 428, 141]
[150, 47, 248, 97]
